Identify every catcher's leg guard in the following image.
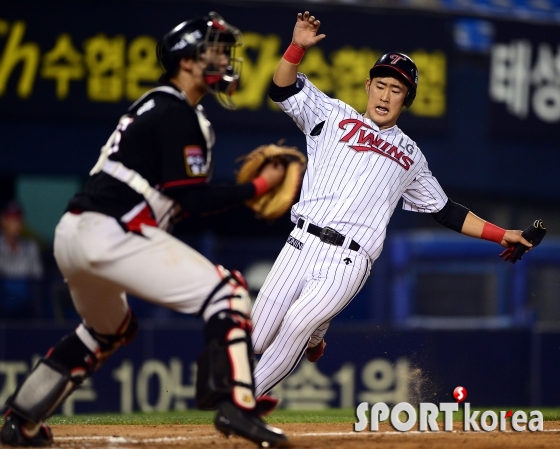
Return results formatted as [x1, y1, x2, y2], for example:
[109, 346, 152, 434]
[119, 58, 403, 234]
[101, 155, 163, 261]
[5, 310, 138, 427]
[196, 309, 256, 411]
[196, 267, 256, 410]
[199, 312, 290, 447]
[196, 270, 290, 447]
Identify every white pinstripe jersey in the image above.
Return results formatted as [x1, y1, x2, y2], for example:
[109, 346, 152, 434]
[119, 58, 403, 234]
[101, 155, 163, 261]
[276, 73, 448, 261]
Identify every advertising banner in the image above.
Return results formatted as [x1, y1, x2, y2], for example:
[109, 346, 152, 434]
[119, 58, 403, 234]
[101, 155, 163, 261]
[1, 324, 554, 416]
[488, 21, 560, 141]
[0, 0, 451, 134]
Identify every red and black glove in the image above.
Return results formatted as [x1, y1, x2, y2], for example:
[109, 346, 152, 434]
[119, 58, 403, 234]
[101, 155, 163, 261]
[500, 219, 546, 264]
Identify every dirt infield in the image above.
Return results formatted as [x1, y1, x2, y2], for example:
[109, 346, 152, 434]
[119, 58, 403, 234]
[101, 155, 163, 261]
[50, 421, 560, 449]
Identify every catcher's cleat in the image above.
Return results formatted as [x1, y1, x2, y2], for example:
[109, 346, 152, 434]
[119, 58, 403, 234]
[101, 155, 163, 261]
[305, 338, 326, 362]
[214, 400, 291, 448]
[0, 411, 53, 447]
[255, 394, 279, 417]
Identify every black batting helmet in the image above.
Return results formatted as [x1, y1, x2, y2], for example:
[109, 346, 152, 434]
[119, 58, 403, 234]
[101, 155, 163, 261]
[369, 53, 418, 108]
[156, 12, 243, 109]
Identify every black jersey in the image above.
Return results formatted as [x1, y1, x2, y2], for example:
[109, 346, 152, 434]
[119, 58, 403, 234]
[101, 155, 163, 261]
[69, 82, 255, 232]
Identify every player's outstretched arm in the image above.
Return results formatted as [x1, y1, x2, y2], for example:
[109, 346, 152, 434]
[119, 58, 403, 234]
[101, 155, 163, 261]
[273, 11, 326, 87]
[461, 211, 532, 248]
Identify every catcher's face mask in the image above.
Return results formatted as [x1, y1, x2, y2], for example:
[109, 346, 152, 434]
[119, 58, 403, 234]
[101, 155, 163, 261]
[196, 13, 243, 110]
[157, 12, 243, 110]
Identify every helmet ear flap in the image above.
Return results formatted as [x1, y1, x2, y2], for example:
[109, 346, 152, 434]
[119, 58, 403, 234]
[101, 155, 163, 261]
[404, 85, 416, 108]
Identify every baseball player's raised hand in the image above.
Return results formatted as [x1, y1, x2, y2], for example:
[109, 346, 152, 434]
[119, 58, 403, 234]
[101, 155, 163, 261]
[273, 11, 324, 86]
[293, 11, 326, 48]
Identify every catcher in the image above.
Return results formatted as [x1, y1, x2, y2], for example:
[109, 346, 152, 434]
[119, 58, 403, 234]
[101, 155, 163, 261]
[0, 12, 293, 449]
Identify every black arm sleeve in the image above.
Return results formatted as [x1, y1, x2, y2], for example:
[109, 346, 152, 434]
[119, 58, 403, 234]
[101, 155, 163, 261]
[432, 199, 470, 233]
[268, 80, 302, 102]
[165, 182, 256, 216]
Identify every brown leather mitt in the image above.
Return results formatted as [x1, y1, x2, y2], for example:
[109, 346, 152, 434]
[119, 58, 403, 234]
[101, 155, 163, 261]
[236, 144, 307, 220]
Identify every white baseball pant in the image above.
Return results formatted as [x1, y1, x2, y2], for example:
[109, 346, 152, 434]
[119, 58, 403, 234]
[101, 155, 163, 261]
[54, 211, 246, 334]
[251, 223, 371, 397]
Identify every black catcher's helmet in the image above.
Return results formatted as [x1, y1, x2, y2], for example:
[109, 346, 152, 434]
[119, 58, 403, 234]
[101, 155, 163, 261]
[156, 12, 243, 109]
[369, 53, 418, 108]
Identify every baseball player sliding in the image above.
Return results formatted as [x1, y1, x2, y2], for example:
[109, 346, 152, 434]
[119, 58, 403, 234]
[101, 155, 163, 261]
[251, 11, 533, 403]
[0, 12, 290, 448]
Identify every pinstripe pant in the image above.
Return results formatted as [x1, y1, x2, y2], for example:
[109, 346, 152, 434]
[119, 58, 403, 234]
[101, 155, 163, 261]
[251, 223, 371, 397]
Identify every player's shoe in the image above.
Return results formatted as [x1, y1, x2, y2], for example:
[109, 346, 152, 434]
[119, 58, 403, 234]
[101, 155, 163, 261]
[0, 411, 53, 447]
[305, 338, 326, 362]
[254, 394, 279, 416]
[214, 400, 291, 448]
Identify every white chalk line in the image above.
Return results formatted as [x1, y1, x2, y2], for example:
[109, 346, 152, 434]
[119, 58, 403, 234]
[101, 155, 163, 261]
[56, 435, 216, 443]
[53, 428, 560, 444]
[301, 429, 560, 435]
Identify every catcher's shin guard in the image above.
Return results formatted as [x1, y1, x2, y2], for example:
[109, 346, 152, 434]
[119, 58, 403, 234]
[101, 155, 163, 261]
[5, 356, 80, 426]
[196, 309, 256, 411]
[196, 268, 256, 411]
[5, 310, 138, 425]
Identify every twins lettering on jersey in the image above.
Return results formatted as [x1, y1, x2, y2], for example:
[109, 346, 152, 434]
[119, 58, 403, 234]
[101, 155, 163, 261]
[338, 118, 414, 171]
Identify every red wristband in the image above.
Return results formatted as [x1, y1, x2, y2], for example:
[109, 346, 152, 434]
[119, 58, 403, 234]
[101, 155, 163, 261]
[252, 176, 269, 197]
[283, 42, 306, 65]
[481, 222, 506, 244]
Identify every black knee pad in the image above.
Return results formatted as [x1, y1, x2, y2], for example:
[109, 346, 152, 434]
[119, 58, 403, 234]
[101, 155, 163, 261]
[196, 311, 256, 411]
[47, 331, 98, 376]
[86, 309, 139, 369]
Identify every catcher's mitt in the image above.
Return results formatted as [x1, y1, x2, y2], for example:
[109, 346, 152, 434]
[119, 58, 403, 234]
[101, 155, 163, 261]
[236, 143, 307, 220]
[500, 219, 547, 264]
